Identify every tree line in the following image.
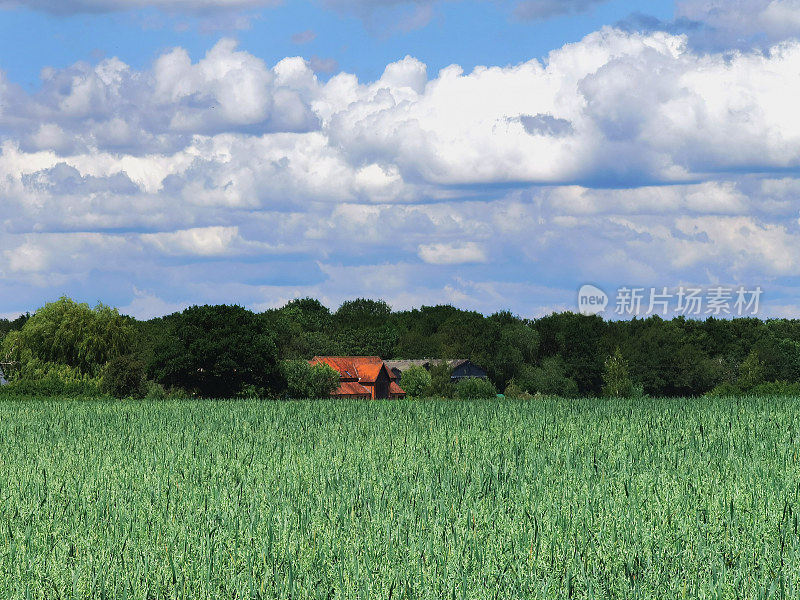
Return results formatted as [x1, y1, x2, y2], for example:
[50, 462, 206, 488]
[1, 296, 799, 399]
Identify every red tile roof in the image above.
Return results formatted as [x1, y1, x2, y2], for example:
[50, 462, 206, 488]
[310, 356, 398, 382]
[334, 381, 372, 397]
[310, 356, 406, 397]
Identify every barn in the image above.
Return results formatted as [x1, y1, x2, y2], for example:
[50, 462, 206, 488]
[309, 356, 406, 399]
[384, 359, 488, 383]
[449, 359, 489, 381]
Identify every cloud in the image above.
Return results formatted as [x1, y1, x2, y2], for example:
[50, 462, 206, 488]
[514, 114, 574, 137]
[320, 31, 800, 188]
[291, 29, 317, 44]
[1, 39, 320, 156]
[3, 30, 800, 316]
[5, 32, 800, 193]
[140, 226, 241, 256]
[418, 242, 487, 265]
[621, 1, 800, 51]
[5, 241, 49, 273]
[319, 0, 443, 33]
[308, 56, 339, 73]
[118, 288, 189, 319]
[514, 0, 610, 21]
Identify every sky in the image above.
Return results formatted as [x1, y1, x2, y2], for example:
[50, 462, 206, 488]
[1, 0, 800, 320]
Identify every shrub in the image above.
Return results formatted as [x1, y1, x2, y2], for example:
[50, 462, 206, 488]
[0, 361, 102, 398]
[749, 381, 800, 397]
[281, 360, 340, 399]
[144, 380, 168, 400]
[101, 355, 147, 399]
[705, 381, 743, 397]
[503, 381, 533, 400]
[427, 362, 455, 398]
[238, 384, 262, 399]
[455, 377, 497, 399]
[400, 365, 431, 398]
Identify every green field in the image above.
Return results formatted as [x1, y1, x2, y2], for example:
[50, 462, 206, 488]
[1, 397, 799, 599]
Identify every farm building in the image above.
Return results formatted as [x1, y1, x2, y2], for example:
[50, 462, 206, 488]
[384, 359, 488, 383]
[310, 356, 406, 399]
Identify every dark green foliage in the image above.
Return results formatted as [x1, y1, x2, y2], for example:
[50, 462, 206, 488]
[400, 365, 431, 398]
[482, 314, 540, 389]
[0, 312, 29, 338]
[15, 295, 800, 398]
[332, 299, 398, 358]
[535, 312, 606, 395]
[265, 298, 340, 359]
[281, 360, 340, 399]
[147, 305, 281, 398]
[614, 317, 719, 396]
[454, 377, 497, 399]
[101, 355, 147, 399]
[705, 381, 743, 397]
[749, 380, 800, 396]
[334, 298, 392, 328]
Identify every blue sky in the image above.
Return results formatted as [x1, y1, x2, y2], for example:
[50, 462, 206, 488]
[1, 0, 800, 319]
[0, 1, 676, 86]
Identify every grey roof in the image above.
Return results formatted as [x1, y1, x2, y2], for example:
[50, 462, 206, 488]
[384, 360, 429, 371]
[385, 359, 471, 372]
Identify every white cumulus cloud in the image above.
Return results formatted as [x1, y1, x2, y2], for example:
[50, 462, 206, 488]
[676, 0, 800, 48]
[3, 29, 800, 316]
[418, 242, 487, 265]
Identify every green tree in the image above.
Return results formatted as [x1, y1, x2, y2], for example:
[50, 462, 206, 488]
[334, 299, 392, 328]
[484, 314, 540, 389]
[0, 312, 29, 339]
[333, 299, 397, 357]
[0, 363, 101, 397]
[101, 355, 147, 399]
[267, 299, 339, 360]
[149, 305, 281, 398]
[737, 349, 766, 391]
[602, 348, 635, 398]
[427, 362, 455, 398]
[533, 312, 606, 395]
[1, 297, 132, 381]
[524, 357, 579, 397]
[281, 360, 340, 399]
[399, 365, 431, 398]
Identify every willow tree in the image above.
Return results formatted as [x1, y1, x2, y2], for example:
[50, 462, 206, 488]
[1, 297, 133, 380]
